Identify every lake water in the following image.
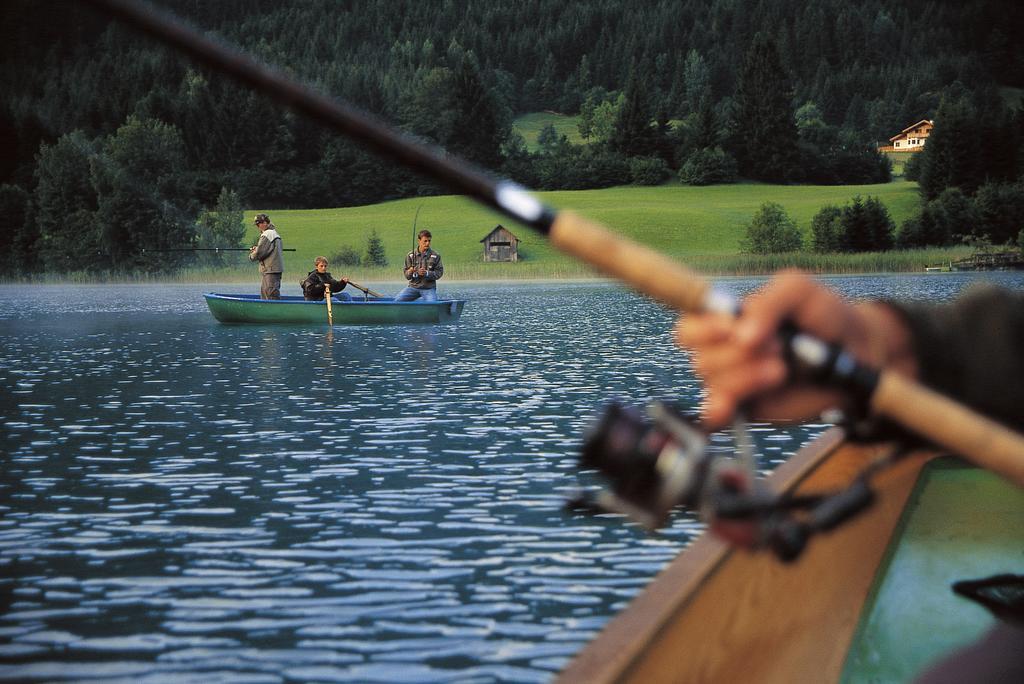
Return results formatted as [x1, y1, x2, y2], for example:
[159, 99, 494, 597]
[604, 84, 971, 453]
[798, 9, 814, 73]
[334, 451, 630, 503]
[2, 273, 1022, 683]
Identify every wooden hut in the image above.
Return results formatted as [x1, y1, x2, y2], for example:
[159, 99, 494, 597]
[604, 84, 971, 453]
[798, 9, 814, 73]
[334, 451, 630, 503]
[480, 225, 520, 262]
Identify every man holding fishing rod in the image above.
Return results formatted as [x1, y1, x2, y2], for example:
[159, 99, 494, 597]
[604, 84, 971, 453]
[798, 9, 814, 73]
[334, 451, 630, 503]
[676, 270, 1024, 683]
[395, 229, 443, 302]
[675, 269, 1024, 434]
[249, 213, 284, 299]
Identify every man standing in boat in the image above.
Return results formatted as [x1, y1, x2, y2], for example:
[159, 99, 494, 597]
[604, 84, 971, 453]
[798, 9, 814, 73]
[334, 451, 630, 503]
[395, 229, 443, 302]
[249, 213, 284, 300]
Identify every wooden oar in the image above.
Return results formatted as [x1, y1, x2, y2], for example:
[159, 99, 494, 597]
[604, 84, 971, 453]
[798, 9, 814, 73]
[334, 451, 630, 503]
[345, 280, 385, 298]
[83, 0, 1024, 486]
[324, 286, 333, 326]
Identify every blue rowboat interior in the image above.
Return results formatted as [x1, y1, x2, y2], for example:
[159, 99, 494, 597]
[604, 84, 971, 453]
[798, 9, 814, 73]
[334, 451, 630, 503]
[203, 293, 466, 325]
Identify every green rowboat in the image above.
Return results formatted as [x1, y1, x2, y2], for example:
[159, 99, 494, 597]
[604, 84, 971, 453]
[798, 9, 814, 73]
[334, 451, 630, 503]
[203, 293, 466, 325]
[558, 431, 1024, 683]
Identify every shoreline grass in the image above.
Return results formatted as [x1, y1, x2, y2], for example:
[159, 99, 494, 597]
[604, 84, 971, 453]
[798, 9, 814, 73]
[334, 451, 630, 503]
[2, 181, 985, 285]
[0, 247, 978, 285]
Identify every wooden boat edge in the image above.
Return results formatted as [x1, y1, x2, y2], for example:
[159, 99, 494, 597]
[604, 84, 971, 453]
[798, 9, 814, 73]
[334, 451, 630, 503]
[557, 428, 939, 684]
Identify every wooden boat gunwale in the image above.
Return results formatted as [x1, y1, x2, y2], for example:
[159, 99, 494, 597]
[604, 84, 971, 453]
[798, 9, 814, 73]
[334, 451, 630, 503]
[557, 428, 947, 683]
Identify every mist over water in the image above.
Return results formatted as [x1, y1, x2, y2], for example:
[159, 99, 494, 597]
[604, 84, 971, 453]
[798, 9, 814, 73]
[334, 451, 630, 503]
[1, 273, 1020, 682]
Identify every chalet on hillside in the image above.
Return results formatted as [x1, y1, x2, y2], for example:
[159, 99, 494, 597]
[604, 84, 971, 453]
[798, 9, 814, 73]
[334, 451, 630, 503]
[877, 119, 934, 153]
[480, 225, 520, 262]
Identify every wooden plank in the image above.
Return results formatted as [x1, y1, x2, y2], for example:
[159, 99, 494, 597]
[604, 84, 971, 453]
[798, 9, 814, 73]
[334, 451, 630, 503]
[558, 429, 935, 684]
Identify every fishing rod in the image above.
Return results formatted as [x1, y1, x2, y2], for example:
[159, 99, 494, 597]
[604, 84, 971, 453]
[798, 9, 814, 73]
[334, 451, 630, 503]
[83, 0, 1024, 487]
[142, 247, 297, 252]
[412, 204, 422, 251]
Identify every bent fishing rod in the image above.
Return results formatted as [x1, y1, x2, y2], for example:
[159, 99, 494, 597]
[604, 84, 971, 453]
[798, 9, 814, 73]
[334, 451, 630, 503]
[84, 0, 1024, 486]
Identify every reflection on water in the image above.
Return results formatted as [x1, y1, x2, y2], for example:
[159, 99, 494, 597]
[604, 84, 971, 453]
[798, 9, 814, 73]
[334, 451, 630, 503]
[1, 274, 1021, 682]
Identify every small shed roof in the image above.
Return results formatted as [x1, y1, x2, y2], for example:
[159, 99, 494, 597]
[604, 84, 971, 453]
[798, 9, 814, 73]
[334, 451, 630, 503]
[480, 225, 521, 243]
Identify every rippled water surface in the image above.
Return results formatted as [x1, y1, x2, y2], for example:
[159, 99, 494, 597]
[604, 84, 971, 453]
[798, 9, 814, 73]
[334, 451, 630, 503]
[2, 274, 1021, 682]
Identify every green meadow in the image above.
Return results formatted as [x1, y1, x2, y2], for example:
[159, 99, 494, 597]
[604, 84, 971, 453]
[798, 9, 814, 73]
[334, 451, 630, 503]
[176, 179, 975, 284]
[512, 112, 586, 150]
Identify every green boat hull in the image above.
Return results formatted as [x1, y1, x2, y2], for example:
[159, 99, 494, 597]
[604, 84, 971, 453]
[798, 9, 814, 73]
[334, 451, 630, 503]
[204, 293, 465, 325]
[841, 458, 1024, 682]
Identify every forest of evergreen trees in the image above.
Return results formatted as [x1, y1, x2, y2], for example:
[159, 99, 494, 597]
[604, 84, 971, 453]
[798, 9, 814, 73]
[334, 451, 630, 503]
[1, 0, 1023, 274]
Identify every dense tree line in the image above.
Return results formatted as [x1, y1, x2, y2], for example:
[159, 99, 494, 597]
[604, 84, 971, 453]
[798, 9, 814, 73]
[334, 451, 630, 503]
[2, 0, 1023, 273]
[897, 86, 1024, 250]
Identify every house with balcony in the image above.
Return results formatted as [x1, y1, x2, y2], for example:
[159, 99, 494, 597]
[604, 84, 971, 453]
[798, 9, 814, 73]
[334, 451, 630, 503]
[877, 119, 934, 152]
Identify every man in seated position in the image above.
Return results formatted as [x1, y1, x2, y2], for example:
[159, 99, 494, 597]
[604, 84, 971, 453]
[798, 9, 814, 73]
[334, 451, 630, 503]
[395, 230, 443, 302]
[301, 256, 351, 301]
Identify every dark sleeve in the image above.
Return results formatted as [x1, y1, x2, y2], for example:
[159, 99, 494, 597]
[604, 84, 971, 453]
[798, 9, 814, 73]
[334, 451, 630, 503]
[404, 252, 415, 281]
[890, 285, 1024, 430]
[329, 276, 347, 293]
[427, 253, 443, 281]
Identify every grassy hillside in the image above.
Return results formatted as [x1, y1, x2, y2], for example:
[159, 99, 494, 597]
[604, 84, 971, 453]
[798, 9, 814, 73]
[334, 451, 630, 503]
[512, 112, 586, 150]
[881, 150, 916, 177]
[205, 181, 931, 283]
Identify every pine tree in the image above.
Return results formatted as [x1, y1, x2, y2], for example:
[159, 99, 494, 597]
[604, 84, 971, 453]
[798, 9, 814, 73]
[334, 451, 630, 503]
[811, 205, 843, 253]
[731, 34, 801, 182]
[918, 92, 980, 201]
[838, 195, 894, 252]
[0, 184, 30, 273]
[95, 116, 195, 272]
[448, 54, 508, 169]
[682, 49, 711, 114]
[364, 229, 387, 267]
[609, 67, 655, 158]
[195, 187, 245, 266]
[33, 131, 101, 271]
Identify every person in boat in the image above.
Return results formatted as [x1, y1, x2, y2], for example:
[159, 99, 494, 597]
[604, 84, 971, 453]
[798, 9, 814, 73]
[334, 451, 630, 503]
[674, 269, 1024, 683]
[248, 213, 284, 300]
[301, 256, 352, 301]
[395, 229, 443, 302]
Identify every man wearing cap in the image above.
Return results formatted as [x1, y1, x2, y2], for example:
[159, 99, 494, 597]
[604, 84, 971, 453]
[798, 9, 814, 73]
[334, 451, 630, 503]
[249, 213, 284, 300]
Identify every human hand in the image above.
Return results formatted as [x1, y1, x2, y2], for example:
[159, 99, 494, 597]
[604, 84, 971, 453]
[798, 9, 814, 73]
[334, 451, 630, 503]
[417, 267, 427, 276]
[341, 277, 349, 284]
[674, 270, 917, 430]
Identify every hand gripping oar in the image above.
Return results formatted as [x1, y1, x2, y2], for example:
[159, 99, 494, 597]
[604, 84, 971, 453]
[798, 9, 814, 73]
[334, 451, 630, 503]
[84, 0, 1024, 486]
[324, 285, 333, 326]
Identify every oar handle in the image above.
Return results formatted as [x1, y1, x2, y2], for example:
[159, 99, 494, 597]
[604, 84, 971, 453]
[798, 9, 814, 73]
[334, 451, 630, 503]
[550, 211, 717, 313]
[873, 372, 1024, 486]
[346, 280, 384, 298]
